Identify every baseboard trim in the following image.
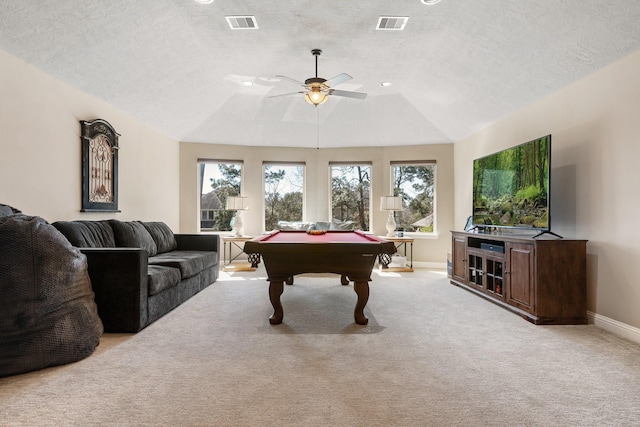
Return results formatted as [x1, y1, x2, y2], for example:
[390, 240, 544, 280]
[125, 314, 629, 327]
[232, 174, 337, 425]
[588, 311, 640, 344]
[413, 261, 447, 270]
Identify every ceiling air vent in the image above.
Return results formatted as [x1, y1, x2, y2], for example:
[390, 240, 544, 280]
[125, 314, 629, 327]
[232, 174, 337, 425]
[226, 16, 258, 29]
[376, 16, 409, 31]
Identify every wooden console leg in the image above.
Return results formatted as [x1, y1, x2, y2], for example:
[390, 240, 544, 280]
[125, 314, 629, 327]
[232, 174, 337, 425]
[353, 281, 370, 325]
[269, 280, 285, 325]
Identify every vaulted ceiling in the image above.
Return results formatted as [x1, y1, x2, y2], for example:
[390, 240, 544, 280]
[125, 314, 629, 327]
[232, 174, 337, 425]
[2, 1, 640, 148]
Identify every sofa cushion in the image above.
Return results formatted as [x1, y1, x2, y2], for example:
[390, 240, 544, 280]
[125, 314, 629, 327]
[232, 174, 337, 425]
[147, 265, 181, 296]
[149, 250, 217, 279]
[141, 221, 177, 254]
[277, 221, 315, 231]
[109, 220, 158, 257]
[53, 220, 116, 248]
[331, 218, 356, 230]
[195, 250, 219, 269]
[314, 221, 332, 230]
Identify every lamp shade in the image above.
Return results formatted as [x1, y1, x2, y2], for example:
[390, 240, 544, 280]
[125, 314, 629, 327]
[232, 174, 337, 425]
[226, 196, 248, 211]
[380, 196, 403, 211]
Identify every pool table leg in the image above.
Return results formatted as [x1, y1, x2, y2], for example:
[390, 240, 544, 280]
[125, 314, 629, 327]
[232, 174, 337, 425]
[269, 280, 285, 325]
[353, 281, 369, 325]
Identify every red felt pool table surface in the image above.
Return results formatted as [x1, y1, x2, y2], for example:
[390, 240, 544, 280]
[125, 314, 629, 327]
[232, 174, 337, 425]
[244, 230, 396, 325]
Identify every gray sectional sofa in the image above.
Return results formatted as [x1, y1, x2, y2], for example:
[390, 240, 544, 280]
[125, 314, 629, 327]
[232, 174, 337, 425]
[53, 219, 219, 333]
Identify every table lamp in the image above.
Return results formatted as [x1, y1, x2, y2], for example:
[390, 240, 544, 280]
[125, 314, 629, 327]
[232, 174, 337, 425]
[380, 196, 403, 237]
[226, 196, 249, 237]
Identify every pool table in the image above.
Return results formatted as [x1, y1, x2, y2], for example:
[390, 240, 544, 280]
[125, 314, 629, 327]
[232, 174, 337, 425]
[244, 230, 396, 325]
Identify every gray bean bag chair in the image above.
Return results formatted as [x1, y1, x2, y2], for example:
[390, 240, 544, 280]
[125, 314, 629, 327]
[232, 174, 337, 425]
[0, 206, 103, 377]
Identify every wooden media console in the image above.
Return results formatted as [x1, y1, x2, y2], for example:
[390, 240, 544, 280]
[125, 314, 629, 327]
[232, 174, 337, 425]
[451, 231, 587, 325]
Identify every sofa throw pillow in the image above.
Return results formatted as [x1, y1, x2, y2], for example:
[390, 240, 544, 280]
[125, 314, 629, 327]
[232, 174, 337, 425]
[109, 220, 158, 256]
[140, 221, 177, 254]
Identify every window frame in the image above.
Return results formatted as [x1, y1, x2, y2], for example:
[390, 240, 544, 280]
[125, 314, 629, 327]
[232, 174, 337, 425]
[262, 161, 306, 232]
[198, 159, 244, 232]
[390, 160, 437, 237]
[329, 161, 373, 231]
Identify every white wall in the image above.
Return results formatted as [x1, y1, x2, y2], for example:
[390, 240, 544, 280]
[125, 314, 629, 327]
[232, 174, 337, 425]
[0, 49, 180, 228]
[180, 143, 454, 265]
[454, 49, 640, 332]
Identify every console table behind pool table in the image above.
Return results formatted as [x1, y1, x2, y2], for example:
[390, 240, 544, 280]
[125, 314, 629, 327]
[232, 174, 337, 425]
[221, 235, 258, 272]
[244, 230, 396, 325]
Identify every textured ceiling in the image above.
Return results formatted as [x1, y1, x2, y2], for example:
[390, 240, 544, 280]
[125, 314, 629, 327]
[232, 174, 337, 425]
[2, 0, 640, 148]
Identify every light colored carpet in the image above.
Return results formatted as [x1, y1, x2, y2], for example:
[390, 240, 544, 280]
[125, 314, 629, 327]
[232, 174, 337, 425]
[1, 267, 640, 426]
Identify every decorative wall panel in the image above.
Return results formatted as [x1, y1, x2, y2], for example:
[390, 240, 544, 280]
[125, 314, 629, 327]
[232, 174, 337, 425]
[81, 119, 120, 212]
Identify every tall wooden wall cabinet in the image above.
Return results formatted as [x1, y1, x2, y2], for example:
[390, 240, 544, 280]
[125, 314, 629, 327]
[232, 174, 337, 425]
[451, 231, 587, 325]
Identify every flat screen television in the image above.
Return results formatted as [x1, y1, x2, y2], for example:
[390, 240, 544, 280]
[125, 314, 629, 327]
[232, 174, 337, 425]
[472, 134, 551, 233]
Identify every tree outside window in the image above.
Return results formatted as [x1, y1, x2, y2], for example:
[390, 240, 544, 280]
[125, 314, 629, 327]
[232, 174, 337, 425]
[392, 162, 436, 233]
[330, 164, 371, 231]
[264, 163, 304, 231]
[199, 161, 242, 231]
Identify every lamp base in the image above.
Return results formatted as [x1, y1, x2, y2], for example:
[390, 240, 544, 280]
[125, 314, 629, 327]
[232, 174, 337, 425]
[385, 211, 396, 237]
[232, 212, 243, 237]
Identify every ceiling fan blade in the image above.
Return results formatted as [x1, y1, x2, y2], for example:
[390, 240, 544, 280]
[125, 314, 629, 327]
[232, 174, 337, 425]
[326, 73, 352, 87]
[329, 89, 367, 100]
[268, 91, 304, 98]
[275, 75, 307, 87]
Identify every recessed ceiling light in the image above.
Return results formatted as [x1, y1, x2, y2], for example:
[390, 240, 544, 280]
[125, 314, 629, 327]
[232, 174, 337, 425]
[194, 0, 214, 4]
[242, 81, 254, 86]
[421, 0, 441, 4]
[380, 82, 392, 87]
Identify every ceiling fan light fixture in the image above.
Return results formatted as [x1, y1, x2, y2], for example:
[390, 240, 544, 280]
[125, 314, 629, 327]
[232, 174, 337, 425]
[269, 49, 367, 105]
[421, 0, 441, 5]
[305, 90, 328, 105]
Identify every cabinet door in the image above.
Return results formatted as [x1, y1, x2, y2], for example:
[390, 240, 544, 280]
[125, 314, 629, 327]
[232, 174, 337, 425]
[466, 249, 484, 290]
[506, 243, 534, 312]
[452, 235, 467, 282]
[485, 255, 505, 300]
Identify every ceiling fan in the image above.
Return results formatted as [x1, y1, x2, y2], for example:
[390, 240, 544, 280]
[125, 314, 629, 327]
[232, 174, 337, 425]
[269, 49, 367, 106]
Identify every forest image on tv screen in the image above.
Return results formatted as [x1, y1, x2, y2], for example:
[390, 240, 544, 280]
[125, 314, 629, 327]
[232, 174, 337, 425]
[472, 135, 550, 229]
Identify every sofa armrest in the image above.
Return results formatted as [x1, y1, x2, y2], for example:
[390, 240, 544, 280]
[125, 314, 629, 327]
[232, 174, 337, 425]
[174, 234, 220, 252]
[80, 248, 148, 333]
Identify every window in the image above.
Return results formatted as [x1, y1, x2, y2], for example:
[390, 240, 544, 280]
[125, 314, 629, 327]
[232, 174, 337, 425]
[391, 161, 436, 233]
[264, 162, 305, 231]
[330, 163, 371, 231]
[199, 160, 243, 231]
